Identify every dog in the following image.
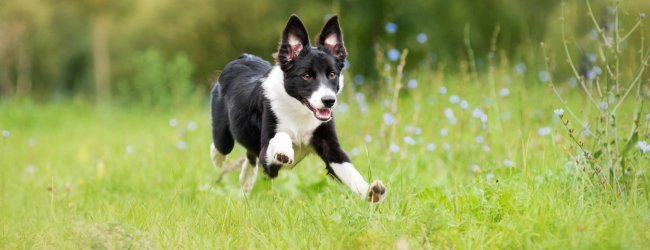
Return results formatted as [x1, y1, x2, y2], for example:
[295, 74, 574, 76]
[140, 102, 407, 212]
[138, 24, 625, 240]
[210, 15, 386, 203]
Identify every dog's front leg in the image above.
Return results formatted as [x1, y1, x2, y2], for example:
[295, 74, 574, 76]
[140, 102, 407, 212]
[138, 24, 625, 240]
[311, 122, 386, 203]
[259, 110, 294, 178]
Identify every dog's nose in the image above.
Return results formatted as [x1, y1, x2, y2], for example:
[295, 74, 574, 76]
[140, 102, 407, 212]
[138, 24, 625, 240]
[321, 95, 336, 108]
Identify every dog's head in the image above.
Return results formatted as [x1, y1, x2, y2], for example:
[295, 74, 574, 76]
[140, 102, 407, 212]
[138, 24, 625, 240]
[275, 15, 347, 122]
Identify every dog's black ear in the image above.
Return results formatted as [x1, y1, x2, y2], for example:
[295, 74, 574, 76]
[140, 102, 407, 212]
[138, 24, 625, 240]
[317, 16, 347, 69]
[277, 15, 310, 69]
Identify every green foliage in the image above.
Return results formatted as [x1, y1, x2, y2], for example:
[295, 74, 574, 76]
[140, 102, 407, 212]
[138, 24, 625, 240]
[116, 49, 196, 108]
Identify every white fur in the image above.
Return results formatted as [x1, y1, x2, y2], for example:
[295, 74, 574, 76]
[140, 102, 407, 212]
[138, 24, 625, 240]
[240, 159, 258, 195]
[262, 66, 324, 145]
[307, 85, 337, 109]
[210, 143, 225, 168]
[266, 132, 294, 165]
[324, 34, 338, 47]
[338, 74, 344, 94]
[329, 162, 369, 199]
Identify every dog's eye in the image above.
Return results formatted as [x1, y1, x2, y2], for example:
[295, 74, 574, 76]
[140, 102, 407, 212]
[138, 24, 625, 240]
[328, 71, 337, 80]
[302, 74, 313, 81]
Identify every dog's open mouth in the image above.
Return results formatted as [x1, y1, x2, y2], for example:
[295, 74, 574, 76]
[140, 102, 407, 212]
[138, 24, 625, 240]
[302, 99, 332, 121]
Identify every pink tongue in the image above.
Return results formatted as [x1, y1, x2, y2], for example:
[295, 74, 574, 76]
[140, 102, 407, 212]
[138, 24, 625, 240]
[316, 108, 331, 117]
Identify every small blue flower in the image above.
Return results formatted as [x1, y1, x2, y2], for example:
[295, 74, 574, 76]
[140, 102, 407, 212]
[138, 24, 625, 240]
[407, 79, 418, 89]
[176, 141, 187, 150]
[503, 160, 514, 167]
[538, 71, 551, 82]
[350, 147, 360, 156]
[169, 118, 178, 127]
[403, 136, 416, 145]
[187, 121, 197, 131]
[364, 135, 373, 143]
[416, 33, 427, 44]
[426, 143, 436, 151]
[449, 95, 460, 103]
[459, 100, 469, 109]
[538, 127, 551, 136]
[439, 86, 448, 94]
[439, 128, 448, 137]
[2, 130, 9, 138]
[126, 145, 134, 154]
[514, 63, 527, 75]
[383, 113, 395, 125]
[554, 108, 565, 118]
[389, 143, 400, 153]
[499, 88, 510, 97]
[387, 49, 400, 61]
[385, 22, 398, 33]
[354, 75, 365, 85]
[637, 141, 650, 153]
[475, 136, 484, 144]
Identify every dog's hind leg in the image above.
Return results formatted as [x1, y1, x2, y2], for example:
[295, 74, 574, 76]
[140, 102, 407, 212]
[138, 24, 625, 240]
[239, 151, 258, 195]
[210, 82, 235, 169]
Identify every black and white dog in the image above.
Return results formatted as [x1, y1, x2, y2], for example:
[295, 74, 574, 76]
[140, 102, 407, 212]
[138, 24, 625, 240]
[210, 15, 386, 203]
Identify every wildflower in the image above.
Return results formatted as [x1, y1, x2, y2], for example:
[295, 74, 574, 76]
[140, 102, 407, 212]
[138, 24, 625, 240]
[387, 49, 400, 61]
[442, 142, 451, 151]
[503, 160, 514, 167]
[187, 121, 197, 131]
[472, 108, 484, 118]
[2, 130, 9, 138]
[426, 143, 436, 151]
[439, 86, 448, 94]
[413, 127, 422, 135]
[350, 147, 360, 156]
[486, 173, 495, 182]
[598, 101, 608, 110]
[169, 118, 178, 127]
[354, 75, 365, 85]
[403, 136, 416, 145]
[538, 127, 551, 136]
[416, 33, 428, 44]
[471, 164, 481, 173]
[514, 63, 527, 75]
[475, 136, 484, 144]
[459, 100, 469, 109]
[26, 165, 37, 174]
[480, 114, 488, 123]
[588, 29, 599, 41]
[499, 88, 510, 97]
[176, 141, 187, 150]
[126, 145, 134, 154]
[646, 113, 650, 121]
[641, 12, 646, 19]
[439, 128, 449, 137]
[407, 79, 418, 89]
[553, 108, 564, 118]
[483, 145, 491, 153]
[538, 71, 551, 82]
[364, 135, 373, 143]
[444, 108, 457, 124]
[389, 144, 400, 153]
[385, 22, 398, 33]
[449, 95, 460, 103]
[637, 141, 650, 154]
[383, 113, 395, 125]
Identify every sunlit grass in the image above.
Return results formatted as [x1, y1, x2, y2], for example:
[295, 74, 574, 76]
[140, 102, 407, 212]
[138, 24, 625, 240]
[1, 71, 648, 248]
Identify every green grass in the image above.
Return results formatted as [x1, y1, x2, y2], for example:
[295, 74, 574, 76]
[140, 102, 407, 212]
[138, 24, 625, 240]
[1, 76, 649, 249]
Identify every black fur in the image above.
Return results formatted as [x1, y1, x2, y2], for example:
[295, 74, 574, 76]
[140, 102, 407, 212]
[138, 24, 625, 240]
[211, 15, 350, 181]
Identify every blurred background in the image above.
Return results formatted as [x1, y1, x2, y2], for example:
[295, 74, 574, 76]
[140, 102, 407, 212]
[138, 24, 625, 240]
[0, 0, 648, 106]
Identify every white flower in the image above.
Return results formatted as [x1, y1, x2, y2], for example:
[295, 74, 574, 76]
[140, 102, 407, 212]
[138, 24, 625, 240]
[483, 145, 491, 153]
[169, 118, 178, 127]
[637, 141, 650, 154]
[389, 144, 400, 153]
[553, 108, 564, 118]
[125, 145, 135, 154]
[499, 88, 510, 97]
[459, 100, 469, 109]
[176, 141, 187, 150]
[538, 127, 552, 136]
[444, 108, 457, 124]
[187, 121, 197, 131]
[449, 95, 460, 104]
[403, 136, 416, 145]
[2, 130, 9, 138]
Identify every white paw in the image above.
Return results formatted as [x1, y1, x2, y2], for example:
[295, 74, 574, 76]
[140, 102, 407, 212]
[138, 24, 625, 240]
[240, 161, 258, 195]
[367, 180, 387, 204]
[267, 132, 294, 165]
[210, 143, 225, 168]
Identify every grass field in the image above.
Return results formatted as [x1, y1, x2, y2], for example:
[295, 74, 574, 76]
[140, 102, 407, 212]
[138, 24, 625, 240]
[1, 71, 649, 249]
